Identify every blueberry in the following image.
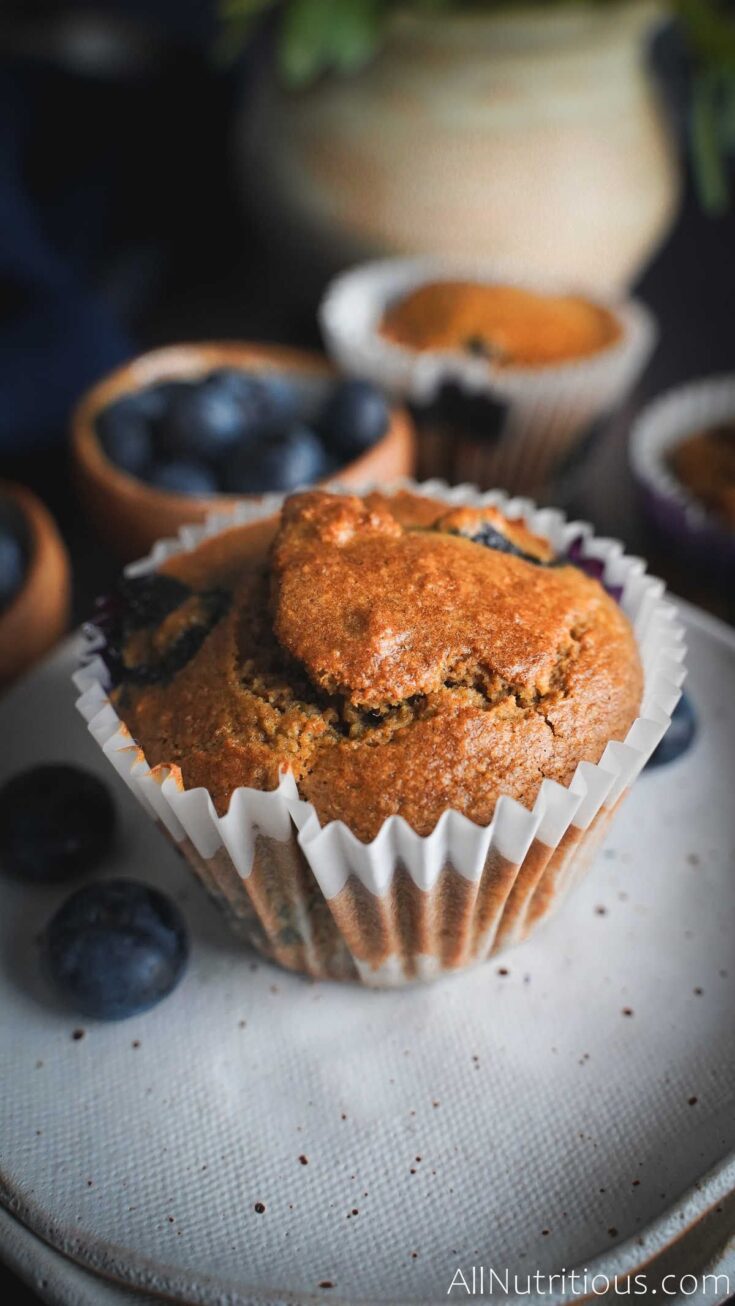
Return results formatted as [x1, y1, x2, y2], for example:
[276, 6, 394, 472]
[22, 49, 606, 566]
[0, 495, 30, 611]
[453, 522, 542, 565]
[99, 418, 153, 477]
[44, 879, 188, 1020]
[563, 536, 624, 601]
[258, 372, 302, 426]
[224, 424, 330, 493]
[210, 368, 301, 427]
[96, 392, 157, 477]
[145, 460, 218, 497]
[646, 691, 697, 769]
[0, 764, 115, 883]
[158, 380, 244, 462]
[122, 587, 231, 684]
[94, 577, 230, 687]
[138, 380, 189, 421]
[115, 573, 191, 629]
[319, 379, 390, 459]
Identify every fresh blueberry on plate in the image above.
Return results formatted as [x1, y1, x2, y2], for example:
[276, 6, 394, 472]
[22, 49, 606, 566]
[0, 495, 30, 611]
[144, 460, 219, 496]
[319, 379, 390, 459]
[44, 879, 189, 1020]
[224, 424, 330, 493]
[646, 691, 697, 768]
[0, 764, 115, 883]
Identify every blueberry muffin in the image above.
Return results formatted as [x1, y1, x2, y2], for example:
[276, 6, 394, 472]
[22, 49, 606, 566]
[102, 491, 641, 845]
[321, 262, 655, 499]
[80, 487, 655, 984]
[669, 422, 735, 529]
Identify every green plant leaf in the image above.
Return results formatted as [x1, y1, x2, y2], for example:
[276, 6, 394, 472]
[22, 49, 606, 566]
[279, 0, 339, 85]
[279, 0, 385, 85]
[674, 0, 735, 69]
[328, 0, 384, 75]
[690, 71, 730, 215]
[214, 0, 275, 65]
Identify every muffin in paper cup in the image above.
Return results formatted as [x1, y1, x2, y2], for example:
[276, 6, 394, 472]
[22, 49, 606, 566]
[74, 481, 685, 988]
[630, 375, 735, 575]
[319, 259, 657, 500]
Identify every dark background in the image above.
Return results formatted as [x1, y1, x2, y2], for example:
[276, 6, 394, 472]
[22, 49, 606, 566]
[1, 2, 734, 1299]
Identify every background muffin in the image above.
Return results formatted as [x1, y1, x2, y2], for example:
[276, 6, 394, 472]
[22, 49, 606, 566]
[630, 376, 735, 579]
[320, 259, 656, 499]
[668, 424, 735, 528]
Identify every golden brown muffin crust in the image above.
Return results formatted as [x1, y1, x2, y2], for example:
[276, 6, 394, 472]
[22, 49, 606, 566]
[380, 281, 622, 367]
[112, 491, 642, 841]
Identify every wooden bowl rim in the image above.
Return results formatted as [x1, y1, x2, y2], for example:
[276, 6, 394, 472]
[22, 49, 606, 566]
[0, 480, 70, 647]
[72, 340, 414, 519]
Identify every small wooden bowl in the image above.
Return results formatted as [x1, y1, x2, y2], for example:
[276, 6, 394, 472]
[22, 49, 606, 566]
[0, 482, 71, 687]
[72, 341, 416, 561]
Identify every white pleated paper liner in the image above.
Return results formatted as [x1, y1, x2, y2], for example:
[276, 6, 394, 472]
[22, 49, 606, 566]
[319, 258, 657, 497]
[74, 481, 686, 987]
[630, 374, 735, 570]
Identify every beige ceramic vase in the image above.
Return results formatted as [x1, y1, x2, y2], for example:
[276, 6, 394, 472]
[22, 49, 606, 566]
[243, 0, 679, 293]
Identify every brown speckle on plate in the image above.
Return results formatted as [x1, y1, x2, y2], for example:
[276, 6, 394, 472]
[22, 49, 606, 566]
[71, 1029, 85, 1041]
[254, 1201, 266, 1213]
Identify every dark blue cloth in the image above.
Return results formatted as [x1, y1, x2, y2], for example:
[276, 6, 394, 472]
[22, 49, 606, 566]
[0, 66, 132, 455]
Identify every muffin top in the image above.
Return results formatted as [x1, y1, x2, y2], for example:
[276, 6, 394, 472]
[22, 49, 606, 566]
[669, 423, 735, 528]
[380, 281, 621, 367]
[106, 490, 642, 842]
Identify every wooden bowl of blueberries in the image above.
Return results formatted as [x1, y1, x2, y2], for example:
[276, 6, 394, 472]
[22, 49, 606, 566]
[72, 341, 416, 561]
[0, 481, 71, 686]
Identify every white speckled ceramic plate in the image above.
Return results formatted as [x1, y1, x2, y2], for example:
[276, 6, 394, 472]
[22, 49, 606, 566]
[1, 607, 734, 1306]
[0, 1203, 160, 1306]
